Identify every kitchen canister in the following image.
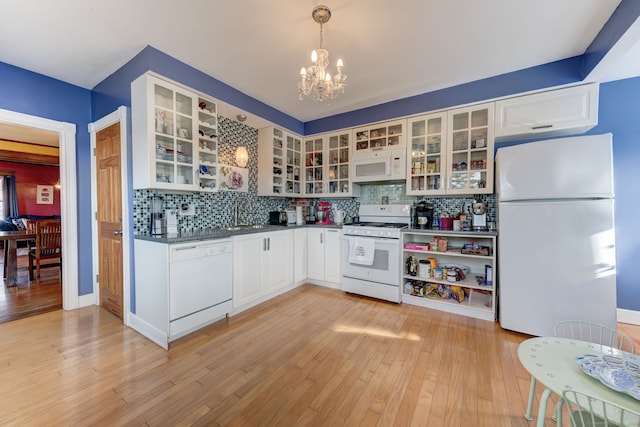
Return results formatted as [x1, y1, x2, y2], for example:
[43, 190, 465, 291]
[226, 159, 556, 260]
[418, 260, 431, 278]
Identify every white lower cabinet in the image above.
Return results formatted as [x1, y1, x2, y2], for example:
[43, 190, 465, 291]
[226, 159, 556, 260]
[293, 228, 307, 283]
[233, 230, 292, 309]
[307, 228, 342, 284]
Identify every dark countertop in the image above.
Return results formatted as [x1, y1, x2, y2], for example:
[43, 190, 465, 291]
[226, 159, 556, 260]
[135, 223, 343, 244]
[403, 227, 498, 237]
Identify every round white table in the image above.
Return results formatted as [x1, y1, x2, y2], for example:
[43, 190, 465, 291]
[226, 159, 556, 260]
[518, 336, 640, 427]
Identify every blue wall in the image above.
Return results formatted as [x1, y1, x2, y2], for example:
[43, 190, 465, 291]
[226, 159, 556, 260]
[589, 77, 640, 310]
[0, 62, 94, 295]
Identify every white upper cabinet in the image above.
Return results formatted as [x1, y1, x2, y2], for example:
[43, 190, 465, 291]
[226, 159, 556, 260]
[408, 103, 494, 195]
[131, 73, 218, 192]
[447, 103, 494, 195]
[353, 119, 406, 154]
[195, 98, 219, 192]
[407, 112, 448, 195]
[494, 83, 599, 142]
[303, 130, 356, 197]
[257, 127, 302, 196]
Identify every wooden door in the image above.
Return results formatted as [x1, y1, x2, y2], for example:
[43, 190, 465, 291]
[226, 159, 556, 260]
[96, 122, 124, 319]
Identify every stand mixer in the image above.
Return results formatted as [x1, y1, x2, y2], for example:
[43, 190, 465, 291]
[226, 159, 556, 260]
[469, 200, 488, 231]
[316, 201, 333, 225]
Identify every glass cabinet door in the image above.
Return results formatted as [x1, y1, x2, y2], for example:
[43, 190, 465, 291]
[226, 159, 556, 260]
[407, 113, 446, 195]
[305, 137, 324, 194]
[327, 131, 350, 194]
[447, 104, 492, 194]
[353, 120, 405, 153]
[270, 128, 285, 195]
[285, 134, 301, 194]
[153, 83, 195, 187]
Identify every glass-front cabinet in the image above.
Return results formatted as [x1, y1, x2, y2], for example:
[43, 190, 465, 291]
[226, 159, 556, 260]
[406, 103, 494, 195]
[407, 112, 447, 195]
[300, 130, 355, 197]
[132, 73, 218, 192]
[353, 119, 405, 153]
[327, 131, 351, 195]
[257, 127, 302, 196]
[285, 133, 302, 195]
[446, 103, 494, 194]
[304, 136, 324, 195]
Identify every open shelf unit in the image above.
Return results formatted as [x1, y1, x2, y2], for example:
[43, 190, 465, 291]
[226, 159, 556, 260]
[401, 230, 497, 321]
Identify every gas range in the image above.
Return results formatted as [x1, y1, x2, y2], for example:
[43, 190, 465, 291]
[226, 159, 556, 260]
[342, 222, 408, 238]
[341, 204, 410, 303]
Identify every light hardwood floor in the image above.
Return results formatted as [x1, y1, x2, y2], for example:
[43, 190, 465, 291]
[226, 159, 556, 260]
[0, 283, 636, 426]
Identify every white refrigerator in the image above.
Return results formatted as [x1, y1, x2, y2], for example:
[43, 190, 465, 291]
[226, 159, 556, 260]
[496, 133, 617, 337]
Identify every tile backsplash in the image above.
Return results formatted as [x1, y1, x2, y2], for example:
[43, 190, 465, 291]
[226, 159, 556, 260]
[133, 118, 495, 234]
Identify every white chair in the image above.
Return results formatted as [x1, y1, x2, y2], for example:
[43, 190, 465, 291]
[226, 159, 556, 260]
[524, 320, 636, 425]
[555, 320, 636, 354]
[563, 390, 640, 426]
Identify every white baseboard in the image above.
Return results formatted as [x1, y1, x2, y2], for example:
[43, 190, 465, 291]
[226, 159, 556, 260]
[231, 281, 303, 316]
[618, 308, 640, 326]
[305, 279, 341, 290]
[77, 293, 94, 308]
[128, 313, 169, 349]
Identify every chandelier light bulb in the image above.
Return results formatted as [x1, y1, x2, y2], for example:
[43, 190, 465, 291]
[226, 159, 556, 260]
[297, 5, 347, 102]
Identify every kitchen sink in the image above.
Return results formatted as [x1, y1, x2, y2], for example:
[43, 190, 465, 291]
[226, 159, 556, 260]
[220, 224, 266, 232]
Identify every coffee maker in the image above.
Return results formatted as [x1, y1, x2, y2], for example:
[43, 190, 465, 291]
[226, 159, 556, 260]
[469, 200, 488, 231]
[150, 195, 165, 235]
[413, 201, 434, 229]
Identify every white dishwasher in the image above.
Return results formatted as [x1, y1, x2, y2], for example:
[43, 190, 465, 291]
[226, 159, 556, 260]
[169, 240, 233, 322]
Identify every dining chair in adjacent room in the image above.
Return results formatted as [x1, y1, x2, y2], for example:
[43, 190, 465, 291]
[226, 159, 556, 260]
[524, 320, 637, 424]
[563, 390, 640, 427]
[28, 219, 62, 279]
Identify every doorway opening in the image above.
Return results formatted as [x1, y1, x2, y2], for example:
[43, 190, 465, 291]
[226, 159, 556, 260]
[0, 108, 79, 315]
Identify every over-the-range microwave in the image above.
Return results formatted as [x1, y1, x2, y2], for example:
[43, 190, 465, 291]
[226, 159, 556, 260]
[352, 148, 406, 182]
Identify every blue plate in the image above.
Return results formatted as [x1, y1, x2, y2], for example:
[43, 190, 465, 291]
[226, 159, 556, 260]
[577, 354, 640, 400]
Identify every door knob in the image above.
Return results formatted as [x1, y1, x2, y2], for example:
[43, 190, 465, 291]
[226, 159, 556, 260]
[113, 230, 123, 236]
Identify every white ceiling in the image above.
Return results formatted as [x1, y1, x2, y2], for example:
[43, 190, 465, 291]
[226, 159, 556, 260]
[1, 0, 640, 145]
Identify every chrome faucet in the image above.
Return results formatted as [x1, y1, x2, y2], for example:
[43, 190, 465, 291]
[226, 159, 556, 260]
[234, 196, 252, 226]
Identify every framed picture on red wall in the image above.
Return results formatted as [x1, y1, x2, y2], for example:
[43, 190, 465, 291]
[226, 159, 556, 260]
[36, 185, 54, 204]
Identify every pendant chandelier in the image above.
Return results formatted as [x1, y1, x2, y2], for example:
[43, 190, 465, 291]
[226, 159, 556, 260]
[298, 5, 347, 102]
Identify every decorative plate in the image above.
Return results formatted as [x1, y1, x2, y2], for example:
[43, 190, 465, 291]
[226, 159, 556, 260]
[576, 354, 640, 400]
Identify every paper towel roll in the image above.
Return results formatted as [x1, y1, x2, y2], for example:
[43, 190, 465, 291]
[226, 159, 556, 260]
[296, 206, 303, 225]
